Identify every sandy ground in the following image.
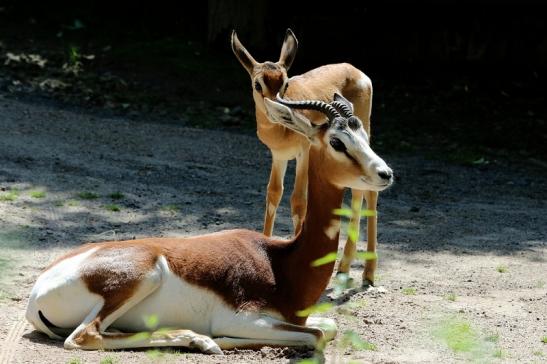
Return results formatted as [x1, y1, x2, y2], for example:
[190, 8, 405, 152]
[0, 96, 546, 363]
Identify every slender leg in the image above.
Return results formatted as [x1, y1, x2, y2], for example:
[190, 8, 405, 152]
[212, 315, 331, 351]
[337, 189, 364, 275]
[290, 149, 309, 236]
[363, 190, 378, 286]
[263, 156, 288, 237]
[344, 72, 379, 286]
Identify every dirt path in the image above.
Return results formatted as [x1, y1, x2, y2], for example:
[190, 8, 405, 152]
[0, 97, 546, 363]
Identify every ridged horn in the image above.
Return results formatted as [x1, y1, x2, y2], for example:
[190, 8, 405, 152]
[275, 94, 340, 121]
[330, 101, 353, 118]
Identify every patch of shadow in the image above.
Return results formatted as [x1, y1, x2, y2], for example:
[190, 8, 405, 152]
[22, 330, 64, 348]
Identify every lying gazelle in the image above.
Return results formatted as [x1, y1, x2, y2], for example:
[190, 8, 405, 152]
[26, 95, 392, 354]
[232, 29, 389, 285]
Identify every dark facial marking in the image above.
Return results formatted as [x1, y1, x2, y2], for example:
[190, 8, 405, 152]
[264, 62, 280, 70]
[330, 133, 359, 166]
[329, 137, 346, 152]
[263, 70, 284, 95]
[347, 116, 361, 130]
[254, 81, 262, 93]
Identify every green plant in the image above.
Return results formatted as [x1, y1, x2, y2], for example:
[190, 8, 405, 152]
[0, 188, 19, 201]
[493, 348, 503, 358]
[66, 358, 82, 364]
[104, 204, 120, 212]
[67, 199, 80, 206]
[485, 333, 499, 343]
[445, 293, 457, 301]
[402, 287, 416, 295]
[108, 192, 124, 200]
[77, 191, 98, 200]
[30, 190, 46, 198]
[542, 336, 547, 344]
[496, 265, 508, 273]
[341, 330, 377, 351]
[161, 204, 180, 213]
[99, 356, 117, 364]
[296, 303, 334, 317]
[434, 317, 478, 353]
[533, 351, 544, 356]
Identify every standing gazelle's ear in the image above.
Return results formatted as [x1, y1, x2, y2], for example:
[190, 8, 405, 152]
[264, 98, 318, 140]
[231, 30, 258, 75]
[278, 29, 298, 70]
[333, 92, 354, 114]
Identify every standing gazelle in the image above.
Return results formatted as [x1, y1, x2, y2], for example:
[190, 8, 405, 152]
[26, 95, 392, 354]
[232, 29, 387, 285]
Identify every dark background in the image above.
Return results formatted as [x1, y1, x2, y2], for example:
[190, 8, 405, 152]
[1, 0, 546, 161]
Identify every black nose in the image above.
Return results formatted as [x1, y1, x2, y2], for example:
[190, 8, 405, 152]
[378, 171, 392, 180]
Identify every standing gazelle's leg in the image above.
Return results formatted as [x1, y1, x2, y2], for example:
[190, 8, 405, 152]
[337, 189, 364, 275]
[263, 156, 288, 237]
[290, 149, 310, 236]
[363, 190, 378, 286]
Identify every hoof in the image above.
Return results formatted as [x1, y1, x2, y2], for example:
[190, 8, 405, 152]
[190, 336, 223, 355]
[362, 279, 374, 288]
[364, 285, 387, 294]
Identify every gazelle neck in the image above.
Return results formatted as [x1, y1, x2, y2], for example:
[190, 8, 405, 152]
[273, 146, 345, 324]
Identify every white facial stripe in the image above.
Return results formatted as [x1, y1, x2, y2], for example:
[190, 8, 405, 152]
[328, 126, 388, 178]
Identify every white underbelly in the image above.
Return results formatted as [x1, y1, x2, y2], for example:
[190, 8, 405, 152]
[113, 271, 232, 336]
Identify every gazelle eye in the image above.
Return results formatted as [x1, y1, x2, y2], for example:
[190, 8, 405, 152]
[254, 81, 262, 93]
[329, 137, 346, 152]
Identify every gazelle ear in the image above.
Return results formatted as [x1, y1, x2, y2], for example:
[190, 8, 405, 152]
[264, 98, 318, 139]
[333, 92, 354, 114]
[278, 29, 298, 70]
[231, 30, 258, 75]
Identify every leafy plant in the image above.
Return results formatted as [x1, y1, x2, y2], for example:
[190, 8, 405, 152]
[30, 190, 46, 198]
[296, 303, 334, 317]
[485, 332, 499, 343]
[108, 192, 124, 200]
[161, 204, 180, 213]
[67, 199, 80, 206]
[496, 265, 508, 273]
[445, 293, 457, 301]
[104, 204, 120, 212]
[402, 287, 416, 295]
[434, 317, 478, 353]
[341, 330, 377, 351]
[77, 191, 99, 200]
[0, 188, 19, 202]
[493, 348, 503, 358]
[99, 356, 117, 364]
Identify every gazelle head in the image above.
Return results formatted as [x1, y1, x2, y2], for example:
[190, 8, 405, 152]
[232, 29, 298, 111]
[264, 93, 393, 191]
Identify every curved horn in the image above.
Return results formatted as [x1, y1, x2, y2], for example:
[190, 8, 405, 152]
[275, 94, 340, 121]
[330, 101, 353, 118]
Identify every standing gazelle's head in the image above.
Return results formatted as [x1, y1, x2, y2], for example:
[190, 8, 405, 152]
[232, 29, 298, 110]
[264, 93, 394, 191]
